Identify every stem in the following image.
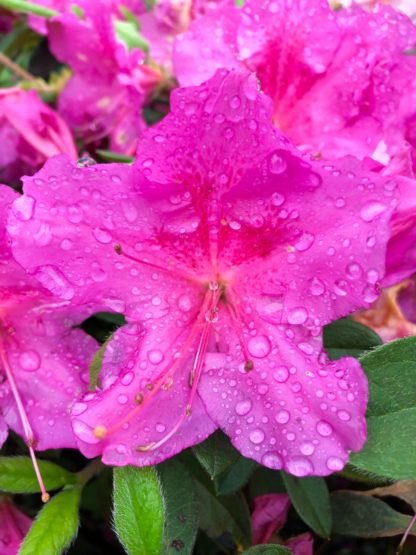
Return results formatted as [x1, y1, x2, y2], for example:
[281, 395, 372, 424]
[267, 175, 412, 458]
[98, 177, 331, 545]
[0, 52, 36, 82]
[0, 0, 58, 17]
[396, 513, 416, 554]
[76, 458, 105, 487]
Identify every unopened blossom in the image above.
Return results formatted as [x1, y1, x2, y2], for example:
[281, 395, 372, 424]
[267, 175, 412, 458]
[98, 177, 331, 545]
[355, 278, 416, 341]
[251, 493, 314, 552]
[46, 5, 161, 155]
[9, 70, 401, 475]
[0, 87, 77, 185]
[173, 0, 416, 162]
[0, 185, 96, 499]
[0, 498, 31, 554]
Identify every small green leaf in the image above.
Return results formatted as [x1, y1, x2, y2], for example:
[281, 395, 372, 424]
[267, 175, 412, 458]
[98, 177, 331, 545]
[158, 459, 199, 555]
[193, 431, 240, 479]
[323, 318, 382, 360]
[19, 487, 81, 555]
[96, 149, 134, 163]
[242, 546, 291, 555]
[113, 466, 163, 555]
[331, 491, 416, 538]
[89, 337, 111, 391]
[282, 473, 332, 538]
[0, 457, 76, 493]
[115, 20, 149, 53]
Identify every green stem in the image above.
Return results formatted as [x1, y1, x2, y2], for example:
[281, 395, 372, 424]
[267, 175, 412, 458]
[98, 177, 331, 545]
[76, 459, 104, 487]
[0, 0, 58, 17]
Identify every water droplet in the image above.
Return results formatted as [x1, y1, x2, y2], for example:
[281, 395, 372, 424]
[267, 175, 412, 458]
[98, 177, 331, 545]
[271, 192, 285, 206]
[273, 366, 289, 383]
[71, 402, 87, 416]
[248, 335, 271, 358]
[230, 95, 241, 109]
[268, 152, 287, 174]
[334, 280, 348, 296]
[13, 195, 36, 221]
[118, 394, 128, 405]
[60, 238, 73, 251]
[300, 442, 315, 456]
[287, 307, 308, 325]
[249, 429, 265, 444]
[346, 262, 363, 279]
[286, 457, 314, 476]
[67, 204, 83, 224]
[317, 420, 333, 437]
[235, 399, 252, 415]
[121, 372, 134, 386]
[360, 201, 387, 222]
[156, 423, 166, 433]
[275, 410, 290, 424]
[229, 220, 241, 230]
[178, 295, 192, 312]
[72, 420, 100, 444]
[326, 456, 344, 471]
[19, 350, 41, 372]
[205, 308, 219, 323]
[93, 227, 112, 244]
[363, 284, 379, 303]
[148, 350, 164, 364]
[294, 232, 315, 252]
[262, 452, 283, 469]
[337, 410, 351, 421]
[308, 277, 326, 296]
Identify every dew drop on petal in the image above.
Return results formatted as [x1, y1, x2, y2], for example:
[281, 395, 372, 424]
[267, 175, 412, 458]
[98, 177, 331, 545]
[271, 192, 285, 206]
[93, 227, 112, 244]
[262, 452, 283, 469]
[273, 366, 289, 383]
[317, 420, 333, 437]
[295, 232, 315, 252]
[147, 350, 164, 364]
[72, 420, 100, 444]
[249, 429, 265, 444]
[286, 457, 314, 476]
[19, 350, 40, 372]
[121, 372, 134, 386]
[337, 410, 351, 421]
[326, 456, 345, 471]
[308, 277, 326, 296]
[346, 262, 363, 279]
[268, 152, 287, 174]
[275, 410, 290, 424]
[235, 399, 252, 415]
[300, 442, 315, 456]
[14, 195, 36, 221]
[177, 294, 192, 312]
[360, 201, 387, 222]
[71, 402, 88, 416]
[248, 335, 271, 358]
[287, 307, 308, 325]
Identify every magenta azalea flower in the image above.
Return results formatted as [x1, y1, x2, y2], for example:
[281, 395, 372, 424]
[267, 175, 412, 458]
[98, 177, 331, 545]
[0, 87, 77, 185]
[173, 0, 416, 162]
[0, 498, 31, 554]
[0, 185, 96, 498]
[252, 493, 290, 544]
[9, 70, 401, 476]
[46, 5, 161, 155]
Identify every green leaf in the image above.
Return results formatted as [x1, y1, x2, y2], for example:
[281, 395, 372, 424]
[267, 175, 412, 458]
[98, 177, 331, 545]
[19, 487, 81, 555]
[216, 457, 257, 496]
[331, 491, 416, 538]
[115, 20, 149, 53]
[0, 0, 58, 17]
[195, 482, 252, 548]
[193, 431, 240, 480]
[350, 337, 416, 479]
[158, 459, 199, 555]
[96, 149, 134, 163]
[0, 457, 76, 493]
[323, 318, 382, 360]
[113, 466, 163, 555]
[282, 473, 332, 538]
[88, 337, 111, 391]
[242, 546, 291, 555]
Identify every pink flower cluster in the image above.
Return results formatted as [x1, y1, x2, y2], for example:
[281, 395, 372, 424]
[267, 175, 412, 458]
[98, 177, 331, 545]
[1, 0, 416, 500]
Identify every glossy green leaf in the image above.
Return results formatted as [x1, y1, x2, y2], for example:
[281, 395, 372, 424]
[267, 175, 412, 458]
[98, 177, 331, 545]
[331, 491, 416, 538]
[282, 473, 332, 538]
[242, 546, 291, 555]
[113, 466, 163, 555]
[323, 318, 382, 360]
[19, 487, 81, 555]
[158, 459, 199, 555]
[0, 457, 75, 493]
[216, 457, 257, 496]
[350, 337, 416, 479]
[193, 431, 240, 480]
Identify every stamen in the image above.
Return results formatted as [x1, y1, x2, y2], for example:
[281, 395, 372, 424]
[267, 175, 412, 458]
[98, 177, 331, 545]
[223, 286, 254, 371]
[113, 243, 197, 284]
[136, 281, 221, 453]
[93, 284, 217, 439]
[0, 336, 49, 502]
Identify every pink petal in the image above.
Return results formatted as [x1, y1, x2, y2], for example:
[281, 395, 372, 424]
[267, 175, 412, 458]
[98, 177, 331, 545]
[287, 533, 314, 555]
[252, 493, 291, 544]
[0, 500, 31, 554]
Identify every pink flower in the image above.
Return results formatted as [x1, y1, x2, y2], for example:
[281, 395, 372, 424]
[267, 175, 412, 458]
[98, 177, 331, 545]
[173, 0, 416, 162]
[47, 6, 161, 155]
[252, 494, 291, 544]
[9, 70, 400, 475]
[0, 498, 31, 554]
[331, 0, 416, 20]
[0, 185, 96, 499]
[251, 493, 314, 553]
[0, 87, 77, 185]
